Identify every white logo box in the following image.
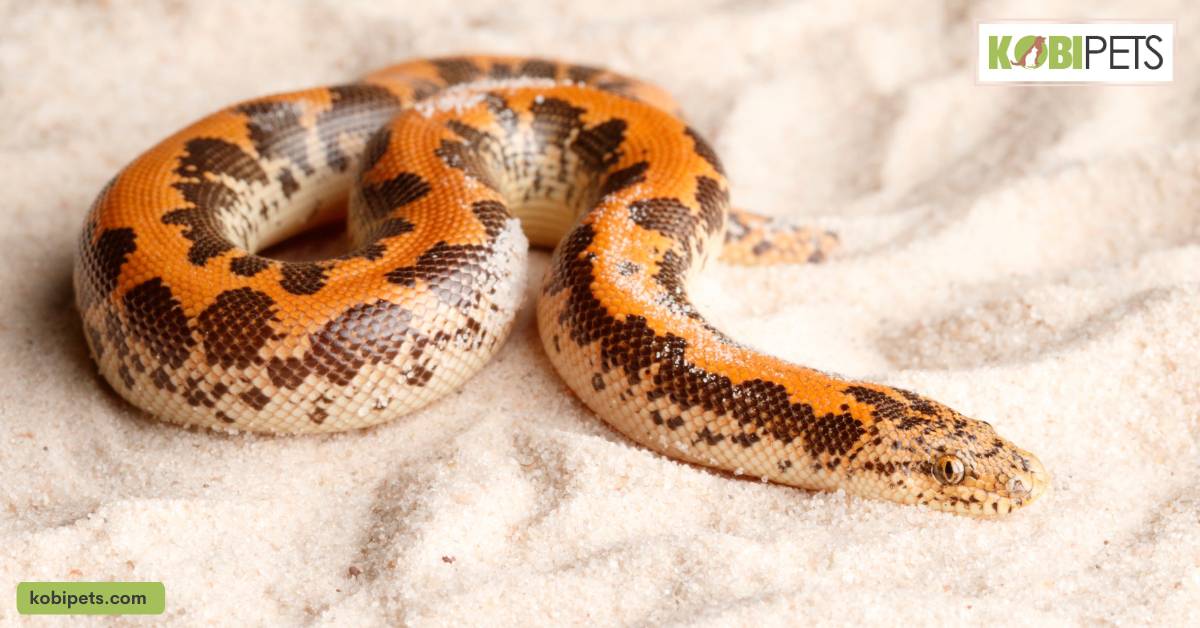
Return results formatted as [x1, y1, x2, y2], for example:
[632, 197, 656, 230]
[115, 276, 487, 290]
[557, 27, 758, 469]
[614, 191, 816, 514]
[977, 21, 1174, 84]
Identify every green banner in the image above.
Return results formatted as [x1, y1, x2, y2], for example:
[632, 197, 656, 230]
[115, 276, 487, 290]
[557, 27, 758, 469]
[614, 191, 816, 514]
[17, 582, 165, 615]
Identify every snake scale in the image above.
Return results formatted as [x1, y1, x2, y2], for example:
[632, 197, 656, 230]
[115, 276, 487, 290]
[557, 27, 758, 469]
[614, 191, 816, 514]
[75, 55, 1048, 516]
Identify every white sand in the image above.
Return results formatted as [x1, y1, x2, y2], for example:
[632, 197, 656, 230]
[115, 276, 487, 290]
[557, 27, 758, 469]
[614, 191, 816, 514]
[2, 1, 1199, 624]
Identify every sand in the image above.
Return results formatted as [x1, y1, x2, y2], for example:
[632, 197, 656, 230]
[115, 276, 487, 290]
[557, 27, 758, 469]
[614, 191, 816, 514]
[2, 0, 1198, 625]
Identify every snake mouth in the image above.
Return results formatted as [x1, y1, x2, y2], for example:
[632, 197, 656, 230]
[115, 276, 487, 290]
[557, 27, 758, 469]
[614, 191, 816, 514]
[1017, 453, 1051, 506]
[980, 452, 1051, 517]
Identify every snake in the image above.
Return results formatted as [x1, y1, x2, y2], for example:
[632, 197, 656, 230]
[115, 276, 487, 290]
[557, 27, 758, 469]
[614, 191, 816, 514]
[74, 55, 1048, 516]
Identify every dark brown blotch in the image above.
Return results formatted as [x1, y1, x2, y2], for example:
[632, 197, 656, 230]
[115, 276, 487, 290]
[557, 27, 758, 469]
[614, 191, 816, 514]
[436, 139, 499, 191]
[315, 84, 402, 173]
[470, 200, 511, 239]
[431, 57, 484, 85]
[694, 426, 725, 446]
[358, 171, 432, 222]
[280, 262, 329, 296]
[305, 300, 418, 387]
[600, 161, 649, 198]
[88, 227, 137, 297]
[406, 364, 435, 387]
[195, 288, 280, 369]
[230, 255, 270, 277]
[684, 126, 725, 175]
[236, 99, 315, 175]
[694, 176, 727, 235]
[268, 356, 310, 390]
[385, 241, 496, 310]
[529, 97, 585, 149]
[803, 412, 866, 457]
[277, 167, 300, 199]
[629, 197, 699, 252]
[239, 386, 271, 411]
[566, 64, 603, 84]
[121, 277, 196, 369]
[362, 126, 392, 174]
[165, 136, 271, 267]
[572, 118, 627, 171]
[517, 58, 558, 79]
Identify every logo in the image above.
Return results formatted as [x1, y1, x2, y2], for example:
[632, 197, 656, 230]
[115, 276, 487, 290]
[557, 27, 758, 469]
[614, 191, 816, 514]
[978, 22, 1173, 83]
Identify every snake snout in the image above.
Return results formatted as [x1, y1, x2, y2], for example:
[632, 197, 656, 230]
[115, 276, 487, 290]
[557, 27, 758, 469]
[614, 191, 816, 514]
[994, 449, 1049, 516]
[1017, 452, 1051, 504]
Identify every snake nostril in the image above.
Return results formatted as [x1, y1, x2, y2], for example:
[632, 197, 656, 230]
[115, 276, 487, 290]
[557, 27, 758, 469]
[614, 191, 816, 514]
[1006, 477, 1028, 496]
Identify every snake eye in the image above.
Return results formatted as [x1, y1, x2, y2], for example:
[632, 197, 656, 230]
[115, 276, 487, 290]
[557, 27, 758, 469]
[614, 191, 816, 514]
[933, 454, 965, 485]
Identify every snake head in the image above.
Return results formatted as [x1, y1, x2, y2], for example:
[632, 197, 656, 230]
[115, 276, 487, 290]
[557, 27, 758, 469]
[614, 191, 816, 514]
[845, 386, 1049, 517]
[914, 430, 1048, 517]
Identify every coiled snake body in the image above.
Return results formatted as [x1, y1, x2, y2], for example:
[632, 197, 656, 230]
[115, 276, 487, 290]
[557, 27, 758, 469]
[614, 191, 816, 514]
[75, 56, 1047, 516]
